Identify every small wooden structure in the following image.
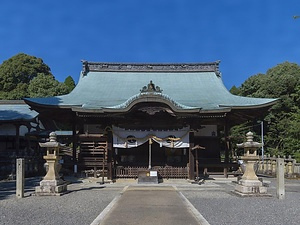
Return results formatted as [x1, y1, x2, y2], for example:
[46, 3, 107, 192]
[0, 100, 45, 179]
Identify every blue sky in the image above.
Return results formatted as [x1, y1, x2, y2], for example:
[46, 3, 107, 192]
[0, 0, 299, 89]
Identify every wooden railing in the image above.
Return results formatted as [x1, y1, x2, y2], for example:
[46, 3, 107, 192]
[115, 166, 188, 179]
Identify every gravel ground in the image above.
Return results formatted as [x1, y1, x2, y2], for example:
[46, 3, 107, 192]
[180, 177, 300, 225]
[1, 176, 299, 225]
[0, 177, 123, 225]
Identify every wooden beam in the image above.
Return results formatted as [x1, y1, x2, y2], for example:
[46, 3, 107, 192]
[195, 149, 199, 179]
[15, 124, 20, 155]
[107, 131, 113, 180]
[72, 120, 77, 174]
[224, 119, 229, 165]
[188, 132, 195, 180]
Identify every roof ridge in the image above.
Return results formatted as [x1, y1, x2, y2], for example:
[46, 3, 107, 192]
[81, 60, 221, 75]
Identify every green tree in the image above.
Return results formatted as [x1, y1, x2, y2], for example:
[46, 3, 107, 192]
[238, 73, 267, 97]
[0, 53, 73, 99]
[229, 85, 240, 95]
[264, 62, 300, 97]
[0, 83, 28, 99]
[64, 76, 76, 92]
[0, 53, 52, 95]
[230, 62, 300, 160]
[28, 73, 69, 98]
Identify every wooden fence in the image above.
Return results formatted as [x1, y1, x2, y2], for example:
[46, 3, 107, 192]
[115, 166, 188, 179]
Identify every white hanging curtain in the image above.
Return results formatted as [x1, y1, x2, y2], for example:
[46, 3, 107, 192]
[112, 125, 190, 149]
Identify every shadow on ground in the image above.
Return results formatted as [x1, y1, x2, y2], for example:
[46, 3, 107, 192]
[0, 176, 110, 199]
[0, 177, 42, 200]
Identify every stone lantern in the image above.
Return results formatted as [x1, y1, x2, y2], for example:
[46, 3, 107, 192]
[35, 132, 68, 196]
[234, 131, 269, 196]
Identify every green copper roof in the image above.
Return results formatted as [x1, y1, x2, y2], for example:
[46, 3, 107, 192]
[25, 62, 277, 112]
[0, 101, 38, 122]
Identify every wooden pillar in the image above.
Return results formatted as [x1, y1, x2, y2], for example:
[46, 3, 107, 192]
[15, 124, 20, 155]
[148, 138, 152, 170]
[195, 149, 199, 179]
[107, 131, 113, 180]
[224, 120, 229, 164]
[101, 150, 105, 184]
[72, 122, 77, 174]
[25, 124, 31, 154]
[223, 120, 230, 178]
[188, 132, 195, 180]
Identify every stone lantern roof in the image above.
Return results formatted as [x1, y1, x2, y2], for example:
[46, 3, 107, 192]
[237, 131, 262, 149]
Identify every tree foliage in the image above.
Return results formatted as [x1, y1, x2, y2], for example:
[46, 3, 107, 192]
[230, 62, 300, 161]
[28, 73, 69, 97]
[0, 53, 74, 99]
[64, 76, 76, 93]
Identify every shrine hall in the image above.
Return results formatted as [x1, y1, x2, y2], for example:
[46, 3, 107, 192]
[24, 61, 277, 181]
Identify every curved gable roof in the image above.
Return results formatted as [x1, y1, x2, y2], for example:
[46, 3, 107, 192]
[25, 61, 277, 113]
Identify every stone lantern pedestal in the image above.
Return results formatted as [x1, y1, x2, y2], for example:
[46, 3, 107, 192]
[234, 132, 270, 197]
[35, 132, 68, 196]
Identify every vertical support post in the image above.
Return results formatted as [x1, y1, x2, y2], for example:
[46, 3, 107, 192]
[15, 124, 20, 155]
[195, 149, 199, 179]
[224, 121, 229, 164]
[276, 158, 285, 200]
[224, 167, 228, 178]
[203, 167, 208, 176]
[267, 159, 272, 174]
[107, 131, 113, 180]
[16, 158, 25, 198]
[287, 161, 293, 177]
[261, 121, 264, 166]
[102, 150, 105, 184]
[148, 138, 152, 170]
[263, 160, 267, 174]
[188, 132, 195, 181]
[72, 122, 77, 174]
[93, 166, 97, 178]
[26, 129, 32, 155]
[272, 159, 277, 175]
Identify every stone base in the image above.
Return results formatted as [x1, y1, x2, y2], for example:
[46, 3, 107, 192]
[35, 179, 68, 196]
[232, 190, 272, 197]
[233, 179, 271, 197]
[138, 170, 159, 184]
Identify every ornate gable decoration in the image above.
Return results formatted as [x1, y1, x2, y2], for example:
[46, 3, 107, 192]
[140, 81, 162, 94]
[107, 80, 197, 110]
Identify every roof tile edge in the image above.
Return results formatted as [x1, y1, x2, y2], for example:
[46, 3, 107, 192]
[0, 100, 25, 105]
[81, 60, 221, 76]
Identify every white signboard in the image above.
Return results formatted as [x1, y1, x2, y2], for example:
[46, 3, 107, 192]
[150, 171, 158, 177]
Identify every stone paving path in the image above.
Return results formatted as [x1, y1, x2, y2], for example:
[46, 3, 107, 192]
[2, 177, 299, 225]
[97, 186, 203, 225]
